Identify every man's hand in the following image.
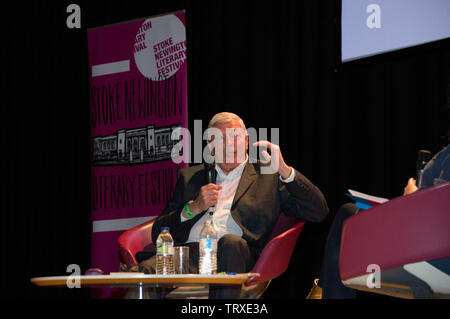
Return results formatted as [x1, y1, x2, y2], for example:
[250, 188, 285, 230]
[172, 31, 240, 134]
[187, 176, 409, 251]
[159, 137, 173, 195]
[403, 177, 419, 196]
[253, 141, 292, 178]
[186, 184, 222, 216]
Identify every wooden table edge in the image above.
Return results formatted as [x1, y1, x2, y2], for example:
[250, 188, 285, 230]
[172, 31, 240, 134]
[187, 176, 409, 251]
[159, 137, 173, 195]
[30, 273, 260, 287]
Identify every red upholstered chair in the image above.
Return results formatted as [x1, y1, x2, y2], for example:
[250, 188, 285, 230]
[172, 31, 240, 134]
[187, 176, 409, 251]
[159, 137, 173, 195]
[242, 215, 305, 298]
[339, 181, 450, 299]
[118, 218, 156, 266]
[118, 213, 305, 298]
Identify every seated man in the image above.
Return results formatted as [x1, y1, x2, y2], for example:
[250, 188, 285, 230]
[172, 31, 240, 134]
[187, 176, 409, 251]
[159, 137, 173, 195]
[317, 142, 450, 299]
[139, 112, 329, 298]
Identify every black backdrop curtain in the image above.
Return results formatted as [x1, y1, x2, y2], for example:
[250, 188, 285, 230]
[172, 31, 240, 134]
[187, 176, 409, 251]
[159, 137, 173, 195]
[1, 0, 449, 298]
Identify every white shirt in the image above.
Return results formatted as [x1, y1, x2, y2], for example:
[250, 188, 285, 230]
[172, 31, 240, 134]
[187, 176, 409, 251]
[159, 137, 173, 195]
[181, 156, 296, 243]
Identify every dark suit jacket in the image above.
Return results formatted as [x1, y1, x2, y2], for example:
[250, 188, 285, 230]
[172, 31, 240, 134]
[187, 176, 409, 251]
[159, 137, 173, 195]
[152, 161, 329, 258]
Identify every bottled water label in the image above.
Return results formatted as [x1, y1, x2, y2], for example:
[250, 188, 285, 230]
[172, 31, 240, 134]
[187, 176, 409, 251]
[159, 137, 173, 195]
[157, 243, 174, 255]
[199, 220, 217, 274]
[200, 238, 217, 250]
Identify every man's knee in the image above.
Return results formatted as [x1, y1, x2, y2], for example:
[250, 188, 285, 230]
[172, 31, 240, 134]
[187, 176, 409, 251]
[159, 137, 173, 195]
[218, 234, 248, 252]
[338, 203, 359, 218]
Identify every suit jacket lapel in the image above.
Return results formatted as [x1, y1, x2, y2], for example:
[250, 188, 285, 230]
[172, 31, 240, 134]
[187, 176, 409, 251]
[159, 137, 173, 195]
[232, 162, 257, 208]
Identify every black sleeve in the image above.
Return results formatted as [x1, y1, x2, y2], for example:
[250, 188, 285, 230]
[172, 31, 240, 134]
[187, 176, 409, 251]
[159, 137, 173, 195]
[278, 169, 329, 222]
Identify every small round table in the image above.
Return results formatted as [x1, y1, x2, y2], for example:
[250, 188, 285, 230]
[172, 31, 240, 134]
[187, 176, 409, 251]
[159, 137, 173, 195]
[31, 273, 260, 299]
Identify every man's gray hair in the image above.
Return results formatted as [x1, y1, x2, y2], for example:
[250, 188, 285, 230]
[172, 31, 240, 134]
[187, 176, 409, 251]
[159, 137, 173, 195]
[207, 112, 247, 130]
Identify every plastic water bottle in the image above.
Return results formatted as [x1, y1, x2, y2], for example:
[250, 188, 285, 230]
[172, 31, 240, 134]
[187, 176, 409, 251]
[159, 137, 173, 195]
[199, 219, 217, 274]
[155, 227, 175, 275]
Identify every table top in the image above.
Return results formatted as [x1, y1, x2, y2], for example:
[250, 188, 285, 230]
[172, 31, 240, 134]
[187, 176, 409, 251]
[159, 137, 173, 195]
[30, 273, 260, 287]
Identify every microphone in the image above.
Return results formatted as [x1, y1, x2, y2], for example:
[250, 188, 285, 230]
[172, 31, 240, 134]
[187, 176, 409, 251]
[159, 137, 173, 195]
[204, 162, 217, 215]
[416, 150, 431, 188]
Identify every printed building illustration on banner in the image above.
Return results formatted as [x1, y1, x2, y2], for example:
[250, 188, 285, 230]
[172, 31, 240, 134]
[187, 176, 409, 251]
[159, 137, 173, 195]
[93, 124, 182, 166]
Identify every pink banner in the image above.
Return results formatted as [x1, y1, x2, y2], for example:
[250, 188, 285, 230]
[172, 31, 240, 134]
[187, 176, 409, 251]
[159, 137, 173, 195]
[87, 11, 188, 296]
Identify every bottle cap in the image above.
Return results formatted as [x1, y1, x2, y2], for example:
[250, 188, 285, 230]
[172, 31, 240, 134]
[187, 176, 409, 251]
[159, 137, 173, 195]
[161, 227, 170, 231]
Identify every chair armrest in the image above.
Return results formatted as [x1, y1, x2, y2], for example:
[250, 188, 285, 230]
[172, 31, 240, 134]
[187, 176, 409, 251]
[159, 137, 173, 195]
[245, 222, 305, 286]
[339, 182, 450, 282]
[118, 218, 156, 266]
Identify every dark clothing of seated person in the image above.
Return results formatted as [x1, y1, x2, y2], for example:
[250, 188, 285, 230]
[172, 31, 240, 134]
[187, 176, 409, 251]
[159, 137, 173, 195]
[318, 143, 450, 299]
[137, 112, 329, 299]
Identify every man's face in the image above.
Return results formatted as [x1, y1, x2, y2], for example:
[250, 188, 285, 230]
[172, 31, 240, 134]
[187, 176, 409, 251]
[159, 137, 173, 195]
[209, 120, 248, 169]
